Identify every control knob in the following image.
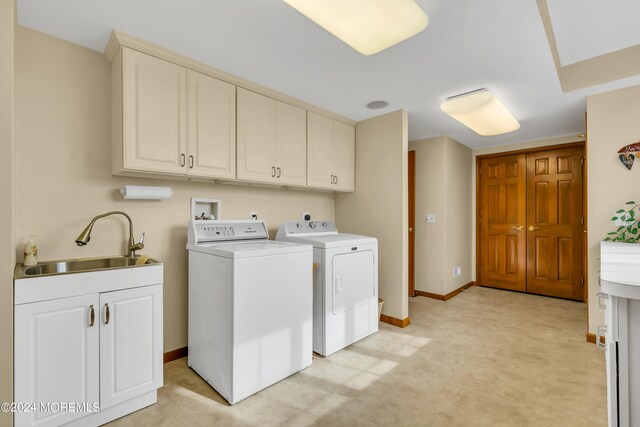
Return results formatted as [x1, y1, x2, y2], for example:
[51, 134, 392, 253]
[296, 223, 302, 228]
[309, 222, 317, 229]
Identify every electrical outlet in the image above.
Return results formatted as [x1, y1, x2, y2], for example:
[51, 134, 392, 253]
[453, 266, 461, 278]
[250, 211, 258, 220]
[425, 214, 436, 223]
[302, 211, 311, 221]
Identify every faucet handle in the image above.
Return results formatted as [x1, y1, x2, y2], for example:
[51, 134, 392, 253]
[139, 232, 145, 244]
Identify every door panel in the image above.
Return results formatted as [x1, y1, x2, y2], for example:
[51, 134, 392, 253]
[306, 112, 334, 189]
[408, 150, 416, 297]
[526, 148, 584, 300]
[332, 251, 375, 315]
[187, 70, 236, 179]
[14, 294, 99, 427]
[122, 48, 187, 174]
[236, 88, 276, 183]
[100, 285, 163, 409]
[332, 121, 356, 191]
[275, 101, 307, 186]
[479, 155, 527, 291]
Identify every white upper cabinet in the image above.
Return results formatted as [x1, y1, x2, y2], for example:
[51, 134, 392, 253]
[114, 48, 236, 180]
[108, 35, 355, 190]
[237, 88, 306, 186]
[332, 120, 356, 191]
[307, 112, 356, 192]
[187, 70, 236, 179]
[121, 47, 187, 174]
[275, 101, 307, 186]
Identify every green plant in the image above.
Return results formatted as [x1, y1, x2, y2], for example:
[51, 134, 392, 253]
[606, 201, 640, 242]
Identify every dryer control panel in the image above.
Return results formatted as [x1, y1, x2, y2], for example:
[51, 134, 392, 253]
[276, 220, 338, 238]
[188, 220, 268, 245]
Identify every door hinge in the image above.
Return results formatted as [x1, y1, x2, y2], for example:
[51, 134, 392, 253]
[479, 168, 482, 175]
[581, 157, 585, 166]
[581, 217, 584, 225]
[581, 277, 585, 286]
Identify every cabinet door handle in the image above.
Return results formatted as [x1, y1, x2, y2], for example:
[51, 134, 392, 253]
[105, 303, 110, 325]
[276, 167, 281, 178]
[89, 305, 95, 327]
[335, 175, 338, 185]
[330, 175, 334, 184]
[189, 155, 194, 169]
[272, 166, 276, 177]
[180, 153, 186, 167]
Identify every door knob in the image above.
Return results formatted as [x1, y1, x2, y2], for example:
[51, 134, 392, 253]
[528, 226, 540, 231]
[512, 225, 524, 231]
[408, 227, 414, 232]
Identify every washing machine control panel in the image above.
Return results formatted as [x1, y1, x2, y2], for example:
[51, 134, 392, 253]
[279, 220, 338, 236]
[188, 220, 269, 244]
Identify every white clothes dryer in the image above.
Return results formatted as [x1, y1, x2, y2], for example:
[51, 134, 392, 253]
[276, 220, 378, 356]
[187, 220, 313, 404]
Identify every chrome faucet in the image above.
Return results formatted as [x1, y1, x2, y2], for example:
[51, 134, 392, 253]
[75, 211, 145, 258]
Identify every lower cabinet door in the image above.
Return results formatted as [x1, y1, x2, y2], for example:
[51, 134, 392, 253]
[99, 285, 163, 409]
[14, 294, 100, 427]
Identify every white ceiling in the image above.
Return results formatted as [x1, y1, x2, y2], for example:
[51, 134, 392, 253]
[547, 0, 640, 66]
[16, 0, 640, 149]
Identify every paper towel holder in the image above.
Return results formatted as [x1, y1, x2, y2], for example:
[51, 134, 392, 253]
[120, 185, 173, 200]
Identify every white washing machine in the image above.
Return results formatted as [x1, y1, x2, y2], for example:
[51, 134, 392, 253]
[187, 220, 313, 404]
[276, 220, 378, 356]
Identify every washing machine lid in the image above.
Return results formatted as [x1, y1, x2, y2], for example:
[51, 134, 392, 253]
[187, 240, 312, 259]
[279, 233, 377, 249]
[276, 220, 377, 249]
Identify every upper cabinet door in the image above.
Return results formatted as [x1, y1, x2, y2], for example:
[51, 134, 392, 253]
[307, 112, 334, 190]
[100, 285, 163, 410]
[187, 70, 236, 179]
[332, 121, 355, 192]
[237, 88, 276, 183]
[122, 48, 187, 174]
[14, 294, 100, 427]
[275, 101, 307, 186]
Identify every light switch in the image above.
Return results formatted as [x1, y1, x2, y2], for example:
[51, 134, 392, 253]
[425, 214, 436, 223]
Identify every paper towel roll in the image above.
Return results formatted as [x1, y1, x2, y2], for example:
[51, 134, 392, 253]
[120, 185, 172, 200]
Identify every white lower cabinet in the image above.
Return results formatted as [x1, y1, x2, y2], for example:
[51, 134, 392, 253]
[14, 267, 163, 427]
[15, 294, 100, 427]
[100, 285, 163, 410]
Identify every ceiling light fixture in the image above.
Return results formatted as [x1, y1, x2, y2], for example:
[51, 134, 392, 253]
[440, 89, 520, 136]
[282, 0, 429, 56]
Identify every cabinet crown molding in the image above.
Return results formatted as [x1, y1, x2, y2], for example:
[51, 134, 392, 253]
[104, 29, 355, 126]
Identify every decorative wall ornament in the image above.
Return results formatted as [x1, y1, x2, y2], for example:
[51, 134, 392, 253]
[618, 142, 640, 170]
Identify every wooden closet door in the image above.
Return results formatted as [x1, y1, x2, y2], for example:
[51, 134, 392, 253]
[526, 148, 584, 300]
[479, 155, 527, 292]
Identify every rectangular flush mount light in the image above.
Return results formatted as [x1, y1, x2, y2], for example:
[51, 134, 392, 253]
[440, 89, 520, 136]
[283, 0, 428, 56]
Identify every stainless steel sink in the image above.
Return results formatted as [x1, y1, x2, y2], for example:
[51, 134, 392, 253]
[14, 256, 158, 279]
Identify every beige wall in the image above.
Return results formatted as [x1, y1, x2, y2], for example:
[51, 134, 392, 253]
[587, 85, 640, 333]
[409, 136, 472, 295]
[335, 110, 409, 321]
[14, 26, 335, 352]
[0, 0, 14, 422]
[444, 137, 473, 293]
[409, 137, 445, 294]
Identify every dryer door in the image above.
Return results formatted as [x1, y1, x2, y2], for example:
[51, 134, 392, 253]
[332, 250, 375, 314]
